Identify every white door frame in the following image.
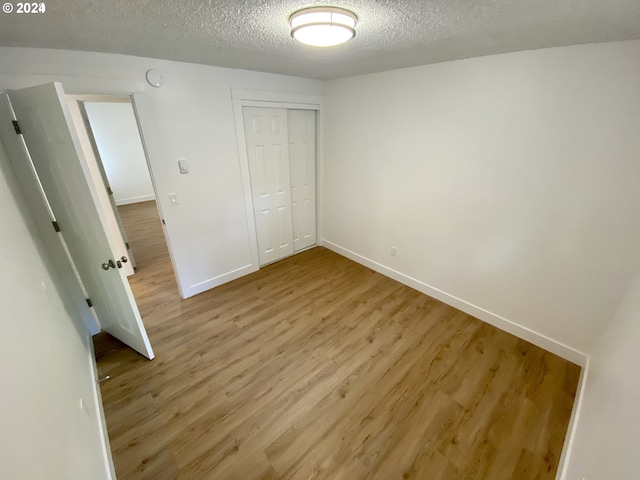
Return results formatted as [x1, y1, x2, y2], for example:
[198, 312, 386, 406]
[231, 88, 323, 269]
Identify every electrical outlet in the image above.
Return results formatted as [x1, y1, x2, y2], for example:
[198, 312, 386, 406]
[79, 398, 90, 418]
[390, 246, 398, 257]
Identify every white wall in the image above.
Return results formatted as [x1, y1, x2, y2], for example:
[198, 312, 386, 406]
[322, 40, 640, 358]
[0, 140, 110, 479]
[84, 101, 155, 205]
[565, 268, 640, 479]
[0, 46, 322, 298]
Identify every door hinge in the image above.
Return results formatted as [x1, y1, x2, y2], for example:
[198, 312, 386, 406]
[125, 242, 130, 249]
[52, 221, 61, 232]
[83, 118, 91, 129]
[86, 298, 93, 308]
[106, 186, 113, 195]
[12, 120, 22, 135]
[162, 219, 166, 225]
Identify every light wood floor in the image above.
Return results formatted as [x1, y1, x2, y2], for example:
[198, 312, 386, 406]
[117, 200, 179, 306]
[95, 201, 580, 480]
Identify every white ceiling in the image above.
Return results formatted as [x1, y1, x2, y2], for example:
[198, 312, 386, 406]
[0, 0, 639, 79]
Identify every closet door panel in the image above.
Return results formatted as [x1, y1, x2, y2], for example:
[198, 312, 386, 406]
[288, 109, 316, 252]
[243, 107, 294, 265]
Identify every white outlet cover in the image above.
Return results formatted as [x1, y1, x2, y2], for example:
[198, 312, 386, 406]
[79, 398, 90, 417]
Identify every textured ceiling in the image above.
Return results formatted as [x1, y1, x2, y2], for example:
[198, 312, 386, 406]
[0, 0, 639, 79]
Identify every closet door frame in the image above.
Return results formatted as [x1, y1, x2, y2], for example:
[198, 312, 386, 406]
[231, 89, 323, 271]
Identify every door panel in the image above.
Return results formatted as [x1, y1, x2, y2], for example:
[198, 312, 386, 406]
[243, 107, 294, 265]
[77, 99, 138, 273]
[66, 98, 135, 276]
[288, 109, 317, 251]
[8, 83, 154, 359]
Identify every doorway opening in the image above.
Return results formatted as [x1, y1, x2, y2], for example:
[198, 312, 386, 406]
[67, 94, 179, 320]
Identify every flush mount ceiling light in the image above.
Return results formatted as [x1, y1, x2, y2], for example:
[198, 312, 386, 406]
[290, 7, 358, 47]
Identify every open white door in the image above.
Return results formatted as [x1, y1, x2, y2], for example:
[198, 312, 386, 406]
[8, 82, 154, 359]
[66, 97, 136, 276]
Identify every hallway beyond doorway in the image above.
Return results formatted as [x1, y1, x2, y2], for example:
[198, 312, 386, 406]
[118, 200, 179, 322]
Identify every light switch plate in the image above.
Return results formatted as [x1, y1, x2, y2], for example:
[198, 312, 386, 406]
[169, 193, 178, 206]
[178, 159, 189, 174]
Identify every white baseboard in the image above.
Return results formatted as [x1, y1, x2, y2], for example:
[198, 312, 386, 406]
[556, 356, 590, 479]
[184, 263, 258, 298]
[87, 335, 116, 480]
[115, 194, 155, 206]
[321, 240, 588, 366]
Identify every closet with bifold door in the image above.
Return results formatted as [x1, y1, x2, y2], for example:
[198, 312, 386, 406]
[242, 107, 317, 266]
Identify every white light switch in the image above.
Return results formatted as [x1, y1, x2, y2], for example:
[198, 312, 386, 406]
[178, 159, 189, 174]
[169, 193, 178, 206]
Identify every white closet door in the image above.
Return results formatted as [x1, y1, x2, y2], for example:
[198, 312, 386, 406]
[288, 109, 317, 252]
[243, 107, 294, 266]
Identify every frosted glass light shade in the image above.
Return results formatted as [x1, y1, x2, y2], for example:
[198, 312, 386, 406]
[290, 7, 357, 47]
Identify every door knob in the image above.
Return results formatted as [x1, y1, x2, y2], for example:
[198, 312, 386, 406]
[120, 256, 128, 263]
[101, 259, 116, 270]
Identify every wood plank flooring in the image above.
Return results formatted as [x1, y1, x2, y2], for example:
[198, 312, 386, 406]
[95, 201, 580, 480]
[117, 200, 178, 302]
